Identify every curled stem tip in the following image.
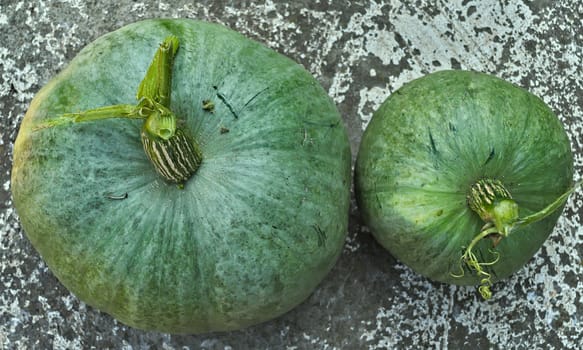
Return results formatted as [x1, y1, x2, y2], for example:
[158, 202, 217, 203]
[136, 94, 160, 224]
[451, 226, 499, 300]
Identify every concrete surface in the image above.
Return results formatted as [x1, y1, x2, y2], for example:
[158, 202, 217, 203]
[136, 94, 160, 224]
[1, 0, 582, 349]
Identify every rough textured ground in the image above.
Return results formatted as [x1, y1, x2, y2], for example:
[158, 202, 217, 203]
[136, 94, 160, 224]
[1, 0, 582, 349]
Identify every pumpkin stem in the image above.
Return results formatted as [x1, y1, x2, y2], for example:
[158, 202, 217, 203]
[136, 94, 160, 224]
[452, 178, 581, 299]
[134, 36, 203, 184]
[514, 180, 583, 228]
[466, 179, 519, 237]
[33, 104, 142, 130]
[33, 36, 203, 185]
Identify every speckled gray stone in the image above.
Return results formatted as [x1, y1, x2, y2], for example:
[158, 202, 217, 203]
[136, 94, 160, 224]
[1, 1, 582, 349]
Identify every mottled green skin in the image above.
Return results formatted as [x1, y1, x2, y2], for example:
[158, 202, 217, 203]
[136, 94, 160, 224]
[355, 70, 573, 287]
[12, 19, 351, 333]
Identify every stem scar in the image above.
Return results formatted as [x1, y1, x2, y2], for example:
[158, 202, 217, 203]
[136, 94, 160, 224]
[202, 99, 215, 112]
[105, 192, 128, 200]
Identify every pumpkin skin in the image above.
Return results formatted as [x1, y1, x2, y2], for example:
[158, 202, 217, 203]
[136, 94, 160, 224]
[355, 70, 573, 288]
[11, 19, 351, 333]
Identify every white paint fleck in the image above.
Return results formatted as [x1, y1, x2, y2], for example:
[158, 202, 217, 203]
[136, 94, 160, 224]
[328, 66, 352, 104]
[343, 231, 361, 253]
[364, 30, 405, 66]
[0, 12, 8, 25]
[131, 2, 148, 15]
[56, 0, 89, 19]
[357, 86, 388, 128]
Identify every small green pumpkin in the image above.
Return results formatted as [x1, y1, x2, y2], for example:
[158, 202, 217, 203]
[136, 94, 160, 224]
[11, 19, 351, 333]
[355, 70, 577, 298]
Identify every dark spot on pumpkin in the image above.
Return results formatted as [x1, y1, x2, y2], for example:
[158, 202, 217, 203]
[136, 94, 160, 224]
[213, 86, 239, 119]
[483, 147, 496, 166]
[428, 128, 438, 154]
[243, 87, 269, 108]
[313, 224, 327, 247]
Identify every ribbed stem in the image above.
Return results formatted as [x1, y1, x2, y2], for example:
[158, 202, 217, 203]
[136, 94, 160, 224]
[141, 126, 202, 184]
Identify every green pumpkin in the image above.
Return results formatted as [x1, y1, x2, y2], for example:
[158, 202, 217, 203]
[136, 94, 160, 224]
[355, 70, 574, 298]
[11, 19, 351, 333]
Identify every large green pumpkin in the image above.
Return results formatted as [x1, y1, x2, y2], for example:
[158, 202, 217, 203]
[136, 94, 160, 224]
[355, 70, 574, 298]
[11, 19, 351, 333]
